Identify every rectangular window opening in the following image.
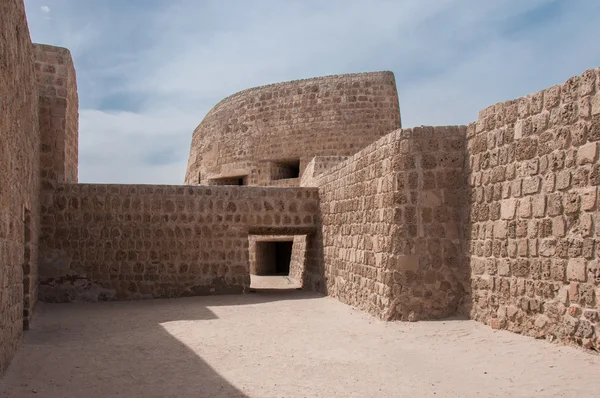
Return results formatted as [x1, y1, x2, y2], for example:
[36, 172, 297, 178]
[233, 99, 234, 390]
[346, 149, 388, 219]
[271, 159, 300, 180]
[248, 235, 305, 291]
[208, 175, 248, 186]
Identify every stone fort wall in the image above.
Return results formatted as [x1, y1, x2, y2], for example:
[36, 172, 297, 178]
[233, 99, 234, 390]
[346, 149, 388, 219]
[0, 0, 41, 373]
[38, 184, 319, 302]
[466, 67, 600, 350]
[35, 44, 79, 189]
[184, 72, 401, 186]
[304, 126, 467, 321]
[3, 0, 600, 373]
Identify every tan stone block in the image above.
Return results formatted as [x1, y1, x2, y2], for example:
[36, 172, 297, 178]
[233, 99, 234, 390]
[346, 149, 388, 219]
[552, 259, 567, 282]
[508, 240, 517, 258]
[529, 239, 538, 257]
[512, 258, 529, 277]
[494, 220, 508, 239]
[579, 213, 593, 237]
[567, 258, 587, 282]
[545, 85, 561, 109]
[501, 198, 517, 220]
[514, 119, 531, 140]
[517, 239, 529, 257]
[588, 260, 600, 284]
[592, 92, 600, 116]
[539, 239, 556, 257]
[502, 181, 511, 199]
[532, 195, 546, 218]
[498, 259, 510, 276]
[421, 191, 442, 206]
[518, 197, 532, 218]
[577, 142, 598, 165]
[564, 192, 581, 214]
[579, 187, 597, 211]
[522, 176, 541, 195]
[580, 69, 596, 96]
[393, 255, 420, 271]
[579, 96, 591, 118]
[556, 170, 571, 191]
[512, 179, 522, 197]
[544, 173, 555, 193]
[552, 216, 566, 237]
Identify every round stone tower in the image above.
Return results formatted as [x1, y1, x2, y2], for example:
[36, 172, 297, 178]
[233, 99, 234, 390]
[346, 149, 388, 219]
[185, 71, 401, 186]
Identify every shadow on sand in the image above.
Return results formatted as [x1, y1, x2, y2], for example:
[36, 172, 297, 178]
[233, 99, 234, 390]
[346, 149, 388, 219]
[0, 291, 322, 398]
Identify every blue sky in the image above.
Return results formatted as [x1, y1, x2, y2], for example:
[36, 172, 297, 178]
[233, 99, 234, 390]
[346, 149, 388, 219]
[23, 0, 600, 184]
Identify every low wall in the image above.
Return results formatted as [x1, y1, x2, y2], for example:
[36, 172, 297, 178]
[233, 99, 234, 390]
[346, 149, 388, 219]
[466, 67, 600, 349]
[39, 184, 319, 302]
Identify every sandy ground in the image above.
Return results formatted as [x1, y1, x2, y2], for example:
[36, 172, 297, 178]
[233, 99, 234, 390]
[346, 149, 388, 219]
[250, 274, 301, 290]
[1, 290, 599, 398]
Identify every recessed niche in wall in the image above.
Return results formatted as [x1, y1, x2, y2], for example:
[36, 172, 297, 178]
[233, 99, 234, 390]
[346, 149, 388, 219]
[271, 159, 300, 180]
[208, 176, 248, 186]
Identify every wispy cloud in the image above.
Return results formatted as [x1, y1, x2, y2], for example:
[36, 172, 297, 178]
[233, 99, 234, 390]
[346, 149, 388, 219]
[40, 5, 50, 13]
[23, 0, 600, 184]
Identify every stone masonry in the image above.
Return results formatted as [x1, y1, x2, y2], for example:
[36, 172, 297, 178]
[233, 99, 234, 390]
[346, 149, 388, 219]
[184, 72, 401, 187]
[2, 0, 600, 376]
[39, 184, 319, 302]
[303, 126, 466, 321]
[466, 68, 600, 349]
[0, 0, 41, 373]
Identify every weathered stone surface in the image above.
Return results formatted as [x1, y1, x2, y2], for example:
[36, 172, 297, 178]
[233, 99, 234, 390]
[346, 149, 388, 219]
[4, 0, 600, 374]
[466, 66, 600, 351]
[309, 126, 467, 321]
[0, 0, 41, 373]
[184, 72, 401, 187]
[39, 185, 320, 302]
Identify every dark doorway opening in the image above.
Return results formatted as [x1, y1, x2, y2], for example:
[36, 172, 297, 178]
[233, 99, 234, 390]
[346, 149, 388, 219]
[275, 241, 292, 275]
[253, 241, 293, 275]
[249, 235, 303, 291]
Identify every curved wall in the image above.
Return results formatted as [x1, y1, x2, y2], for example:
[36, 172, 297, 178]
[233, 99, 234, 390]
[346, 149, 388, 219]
[184, 71, 401, 186]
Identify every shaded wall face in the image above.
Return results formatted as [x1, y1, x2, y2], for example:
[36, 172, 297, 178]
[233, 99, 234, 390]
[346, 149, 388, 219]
[253, 242, 277, 275]
[0, 0, 41, 373]
[39, 184, 319, 302]
[35, 44, 79, 189]
[184, 72, 401, 187]
[466, 68, 600, 349]
[310, 127, 467, 321]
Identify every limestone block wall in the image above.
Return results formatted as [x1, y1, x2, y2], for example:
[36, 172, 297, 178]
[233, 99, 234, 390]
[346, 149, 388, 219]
[34, 44, 78, 189]
[466, 67, 600, 350]
[0, 0, 41, 372]
[309, 126, 467, 321]
[184, 72, 401, 186]
[38, 184, 319, 302]
[387, 126, 467, 320]
[308, 134, 399, 318]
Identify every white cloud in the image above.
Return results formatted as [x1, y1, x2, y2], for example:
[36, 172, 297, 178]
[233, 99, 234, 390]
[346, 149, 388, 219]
[22, 0, 600, 184]
[40, 5, 50, 13]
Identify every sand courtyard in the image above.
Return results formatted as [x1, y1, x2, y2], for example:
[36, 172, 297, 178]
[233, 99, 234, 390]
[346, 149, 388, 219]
[1, 290, 599, 398]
